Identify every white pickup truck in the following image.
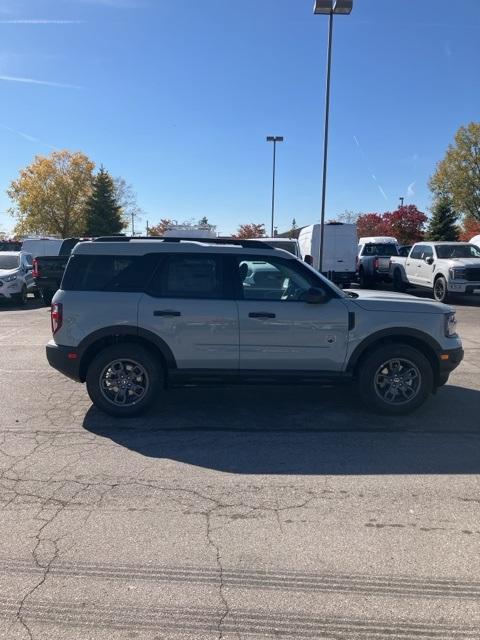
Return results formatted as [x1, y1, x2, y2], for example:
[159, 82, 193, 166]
[390, 241, 480, 302]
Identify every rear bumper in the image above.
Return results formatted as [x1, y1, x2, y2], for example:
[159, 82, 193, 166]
[46, 341, 82, 382]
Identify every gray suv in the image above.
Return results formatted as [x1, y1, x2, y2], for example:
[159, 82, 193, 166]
[46, 237, 463, 417]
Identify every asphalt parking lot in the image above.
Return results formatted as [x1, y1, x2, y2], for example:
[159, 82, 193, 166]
[1, 293, 480, 639]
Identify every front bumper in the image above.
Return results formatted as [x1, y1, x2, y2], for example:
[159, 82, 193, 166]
[0, 281, 22, 299]
[46, 341, 82, 382]
[448, 281, 480, 294]
[438, 346, 464, 375]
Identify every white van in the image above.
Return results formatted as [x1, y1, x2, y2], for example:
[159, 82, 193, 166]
[256, 237, 301, 258]
[298, 223, 357, 287]
[21, 238, 64, 258]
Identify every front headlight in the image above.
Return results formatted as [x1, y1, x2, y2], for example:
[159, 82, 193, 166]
[449, 267, 466, 280]
[445, 312, 457, 337]
[4, 274, 17, 283]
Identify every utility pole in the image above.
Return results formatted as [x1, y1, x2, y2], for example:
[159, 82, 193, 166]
[131, 212, 135, 236]
[266, 136, 284, 237]
[399, 197, 404, 207]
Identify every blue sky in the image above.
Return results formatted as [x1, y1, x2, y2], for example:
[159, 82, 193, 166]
[0, 0, 479, 236]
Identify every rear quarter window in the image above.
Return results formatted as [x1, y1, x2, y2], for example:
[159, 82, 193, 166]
[61, 254, 158, 292]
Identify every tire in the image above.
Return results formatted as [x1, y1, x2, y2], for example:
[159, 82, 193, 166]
[437, 373, 449, 387]
[393, 269, 406, 292]
[13, 285, 28, 306]
[86, 344, 163, 417]
[358, 269, 371, 289]
[41, 288, 54, 307]
[33, 288, 41, 300]
[433, 276, 450, 303]
[357, 343, 434, 415]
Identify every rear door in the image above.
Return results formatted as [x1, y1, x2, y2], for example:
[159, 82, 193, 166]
[138, 253, 239, 370]
[233, 254, 349, 371]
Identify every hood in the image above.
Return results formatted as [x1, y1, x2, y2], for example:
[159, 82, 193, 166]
[0, 268, 19, 278]
[348, 289, 451, 314]
[442, 258, 480, 268]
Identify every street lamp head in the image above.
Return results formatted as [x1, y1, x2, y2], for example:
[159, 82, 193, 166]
[266, 136, 284, 142]
[333, 0, 353, 14]
[313, 0, 353, 14]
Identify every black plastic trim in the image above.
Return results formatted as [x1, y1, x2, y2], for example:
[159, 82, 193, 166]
[46, 343, 81, 382]
[169, 369, 351, 387]
[346, 327, 444, 372]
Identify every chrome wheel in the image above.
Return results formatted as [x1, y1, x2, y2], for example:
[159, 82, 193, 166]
[373, 358, 421, 406]
[100, 359, 149, 407]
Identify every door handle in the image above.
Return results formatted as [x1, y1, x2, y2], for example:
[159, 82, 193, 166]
[249, 312, 276, 319]
[154, 310, 181, 317]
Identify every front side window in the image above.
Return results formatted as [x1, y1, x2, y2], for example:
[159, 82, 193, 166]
[421, 246, 433, 260]
[149, 254, 224, 299]
[236, 256, 318, 301]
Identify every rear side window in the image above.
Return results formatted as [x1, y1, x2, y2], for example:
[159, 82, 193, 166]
[410, 245, 424, 259]
[148, 254, 224, 299]
[62, 254, 158, 292]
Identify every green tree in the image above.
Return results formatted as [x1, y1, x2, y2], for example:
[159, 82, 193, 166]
[428, 198, 459, 241]
[429, 122, 480, 221]
[199, 216, 209, 226]
[8, 150, 95, 237]
[84, 167, 125, 236]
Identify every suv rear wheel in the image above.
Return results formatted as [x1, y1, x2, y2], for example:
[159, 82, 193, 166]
[357, 343, 433, 415]
[86, 344, 163, 417]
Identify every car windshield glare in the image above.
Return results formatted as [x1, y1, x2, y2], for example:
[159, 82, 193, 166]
[436, 244, 480, 259]
[0, 255, 20, 270]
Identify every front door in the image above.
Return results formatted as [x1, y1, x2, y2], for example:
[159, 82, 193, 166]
[139, 253, 239, 369]
[233, 255, 349, 371]
[417, 245, 436, 287]
[405, 245, 425, 285]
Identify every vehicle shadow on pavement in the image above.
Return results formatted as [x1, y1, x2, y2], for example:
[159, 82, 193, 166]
[83, 383, 480, 475]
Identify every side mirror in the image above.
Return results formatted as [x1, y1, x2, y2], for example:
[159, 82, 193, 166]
[301, 287, 328, 304]
[304, 255, 314, 266]
[425, 257, 434, 265]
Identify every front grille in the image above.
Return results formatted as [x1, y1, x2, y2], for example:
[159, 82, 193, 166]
[465, 268, 480, 281]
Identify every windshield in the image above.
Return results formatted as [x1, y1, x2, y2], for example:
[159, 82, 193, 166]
[0, 255, 20, 270]
[361, 244, 399, 257]
[436, 244, 480, 259]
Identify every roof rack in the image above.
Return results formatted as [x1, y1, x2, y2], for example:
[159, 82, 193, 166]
[93, 236, 273, 249]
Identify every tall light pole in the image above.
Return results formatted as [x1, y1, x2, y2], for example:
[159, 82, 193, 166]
[266, 135, 284, 237]
[314, 0, 353, 272]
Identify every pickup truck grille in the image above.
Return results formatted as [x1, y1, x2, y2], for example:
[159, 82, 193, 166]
[465, 268, 480, 281]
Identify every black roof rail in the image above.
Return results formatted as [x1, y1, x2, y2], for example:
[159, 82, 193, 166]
[93, 236, 273, 249]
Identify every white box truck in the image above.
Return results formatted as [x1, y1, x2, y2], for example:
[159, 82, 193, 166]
[298, 222, 357, 287]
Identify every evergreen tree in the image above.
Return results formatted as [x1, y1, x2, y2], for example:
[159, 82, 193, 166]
[84, 167, 124, 236]
[428, 198, 459, 241]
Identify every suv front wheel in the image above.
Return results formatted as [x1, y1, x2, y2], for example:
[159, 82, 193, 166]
[86, 344, 163, 417]
[357, 343, 433, 415]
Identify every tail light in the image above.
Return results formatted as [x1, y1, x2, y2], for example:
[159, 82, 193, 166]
[32, 258, 40, 278]
[51, 303, 63, 335]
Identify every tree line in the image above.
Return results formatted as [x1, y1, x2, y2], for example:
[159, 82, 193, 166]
[7, 150, 140, 238]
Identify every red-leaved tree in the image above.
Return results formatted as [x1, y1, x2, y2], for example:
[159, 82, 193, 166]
[233, 223, 266, 239]
[383, 205, 427, 245]
[149, 219, 173, 236]
[357, 206, 427, 244]
[356, 213, 388, 238]
[459, 215, 480, 241]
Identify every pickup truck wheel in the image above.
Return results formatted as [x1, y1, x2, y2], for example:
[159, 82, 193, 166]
[358, 269, 371, 289]
[13, 285, 28, 306]
[86, 344, 163, 417]
[357, 343, 433, 415]
[393, 269, 406, 292]
[41, 289, 54, 306]
[433, 276, 449, 303]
